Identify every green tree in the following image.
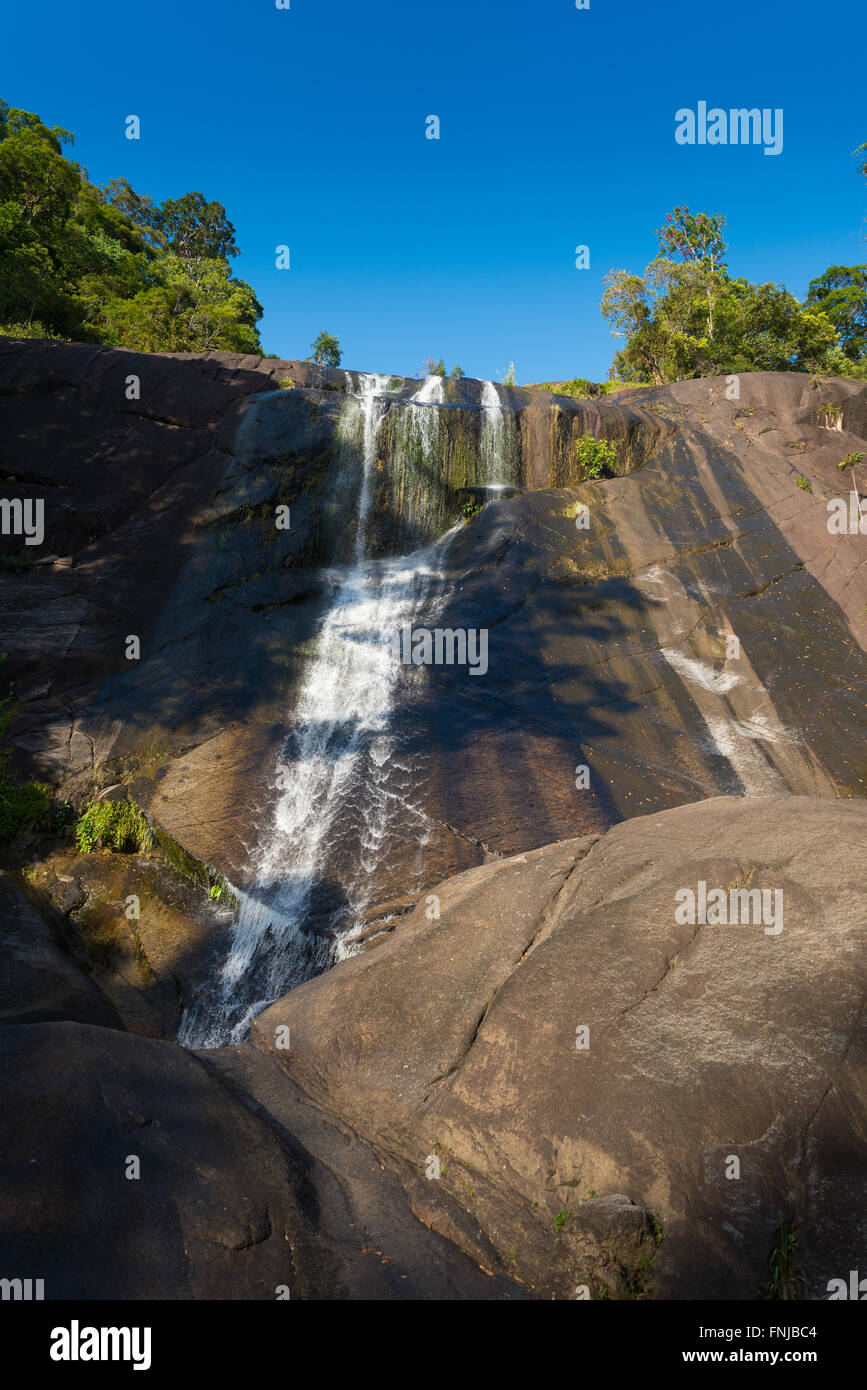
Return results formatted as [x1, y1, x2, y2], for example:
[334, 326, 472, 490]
[309, 330, 342, 367]
[805, 266, 867, 362]
[0, 97, 263, 353]
[657, 205, 727, 337]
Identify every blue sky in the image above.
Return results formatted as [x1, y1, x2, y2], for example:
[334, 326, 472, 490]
[5, 0, 865, 380]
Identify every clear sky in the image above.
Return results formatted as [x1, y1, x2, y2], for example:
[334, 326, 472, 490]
[5, 0, 865, 381]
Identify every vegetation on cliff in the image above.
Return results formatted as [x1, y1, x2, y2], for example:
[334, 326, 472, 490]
[0, 99, 262, 353]
[600, 188, 867, 385]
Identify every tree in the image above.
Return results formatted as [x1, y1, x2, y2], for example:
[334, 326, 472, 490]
[657, 205, 727, 337]
[805, 266, 867, 362]
[310, 330, 341, 367]
[602, 207, 839, 383]
[452, 364, 465, 378]
[602, 258, 711, 383]
[839, 451, 865, 518]
[153, 192, 239, 265]
[0, 97, 263, 353]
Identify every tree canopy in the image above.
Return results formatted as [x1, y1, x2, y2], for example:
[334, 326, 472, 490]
[0, 99, 262, 353]
[601, 147, 866, 384]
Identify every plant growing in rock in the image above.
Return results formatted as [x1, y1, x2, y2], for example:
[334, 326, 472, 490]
[759, 1220, 807, 1301]
[795, 475, 812, 491]
[574, 432, 618, 479]
[0, 663, 65, 844]
[816, 401, 843, 428]
[75, 800, 154, 854]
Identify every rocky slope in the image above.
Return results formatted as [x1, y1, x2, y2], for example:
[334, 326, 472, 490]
[0, 340, 864, 1298]
[1, 796, 864, 1298]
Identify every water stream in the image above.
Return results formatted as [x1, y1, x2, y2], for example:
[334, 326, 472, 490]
[180, 374, 461, 1047]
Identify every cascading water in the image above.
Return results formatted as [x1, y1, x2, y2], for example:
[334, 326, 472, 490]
[480, 380, 505, 479]
[411, 375, 445, 405]
[180, 373, 457, 1048]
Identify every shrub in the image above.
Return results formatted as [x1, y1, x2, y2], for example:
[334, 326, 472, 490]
[574, 432, 619, 478]
[0, 665, 69, 843]
[75, 800, 154, 854]
[0, 777, 59, 843]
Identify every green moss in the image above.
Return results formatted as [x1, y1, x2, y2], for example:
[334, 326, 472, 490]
[151, 822, 238, 909]
[75, 800, 154, 854]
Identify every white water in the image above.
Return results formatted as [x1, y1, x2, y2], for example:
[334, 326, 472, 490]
[411, 375, 444, 405]
[180, 374, 456, 1047]
[480, 380, 505, 480]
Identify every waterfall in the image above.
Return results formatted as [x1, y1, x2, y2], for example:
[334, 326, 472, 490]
[180, 373, 454, 1048]
[411, 375, 445, 405]
[480, 379, 518, 485]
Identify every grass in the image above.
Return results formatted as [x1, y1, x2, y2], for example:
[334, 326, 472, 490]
[554, 1209, 570, 1232]
[0, 662, 70, 844]
[74, 800, 154, 854]
[532, 378, 646, 398]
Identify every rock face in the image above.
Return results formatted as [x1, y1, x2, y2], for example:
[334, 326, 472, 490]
[2, 796, 863, 1298]
[251, 795, 867, 1300]
[1, 341, 865, 1300]
[1, 345, 864, 939]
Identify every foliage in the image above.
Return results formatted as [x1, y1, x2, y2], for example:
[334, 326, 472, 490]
[657, 205, 727, 274]
[574, 432, 618, 478]
[499, 361, 516, 385]
[602, 202, 856, 385]
[310, 330, 342, 367]
[0, 662, 67, 843]
[806, 266, 867, 362]
[795, 476, 812, 491]
[759, 1221, 807, 1301]
[74, 799, 154, 854]
[537, 377, 595, 398]
[0, 98, 262, 353]
[462, 496, 482, 521]
[423, 357, 464, 378]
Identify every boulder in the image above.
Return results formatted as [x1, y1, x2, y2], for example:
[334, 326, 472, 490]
[252, 795, 867, 1299]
